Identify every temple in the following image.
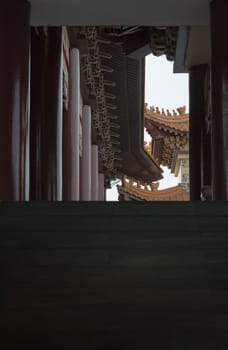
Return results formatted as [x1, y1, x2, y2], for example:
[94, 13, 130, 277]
[31, 26, 165, 201]
[2, 23, 170, 201]
[1, 1, 228, 201]
[145, 104, 189, 193]
[117, 104, 190, 201]
[2, 1, 228, 348]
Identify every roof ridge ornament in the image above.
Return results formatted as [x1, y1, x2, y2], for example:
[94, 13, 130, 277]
[119, 175, 189, 201]
[144, 103, 188, 118]
[149, 27, 178, 62]
[176, 106, 186, 115]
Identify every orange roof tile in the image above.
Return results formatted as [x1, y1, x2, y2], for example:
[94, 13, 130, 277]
[144, 103, 189, 133]
[118, 176, 189, 201]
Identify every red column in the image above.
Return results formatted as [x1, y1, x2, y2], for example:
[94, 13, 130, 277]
[62, 48, 80, 200]
[43, 28, 63, 200]
[210, 0, 228, 200]
[0, 1, 30, 200]
[30, 28, 48, 200]
[189, 65, 207, 200]
[30, 28, 63, 200]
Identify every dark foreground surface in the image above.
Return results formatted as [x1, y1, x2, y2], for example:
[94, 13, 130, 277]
[0, 202, 228, 349]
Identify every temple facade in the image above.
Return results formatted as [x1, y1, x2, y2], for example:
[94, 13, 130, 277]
[1, 21, 166, 201]
[2, 1, 228, 348]
[117, 104, 189, 201]
[1, 0, 228, 200]
[145, 104, 190, 192]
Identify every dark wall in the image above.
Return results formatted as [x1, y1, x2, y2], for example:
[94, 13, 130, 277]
[0, 202, 228, 349]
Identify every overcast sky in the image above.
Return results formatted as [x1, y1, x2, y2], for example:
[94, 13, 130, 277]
[145, 54, 189, 112]
[106, 54, 189, 200]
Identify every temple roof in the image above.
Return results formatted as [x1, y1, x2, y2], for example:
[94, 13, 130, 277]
[68, 27, 163, 185]
[144, 103, 189, 134]
[118, 176, 189, 201]
[98, 27, 179, 61]
[65, 26, 184, 186]
[144, 103, 189, 168]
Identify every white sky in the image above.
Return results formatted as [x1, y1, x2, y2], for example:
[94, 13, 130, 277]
[106, 54, 189, 201]
[145, 54, 189, 112]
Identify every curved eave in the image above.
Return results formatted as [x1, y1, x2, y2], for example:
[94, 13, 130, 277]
[120, 150, 163, 183]
[144, 113, 189, 134]
[125, 57, 163, 182]
[118, 184, 189, 201]
[97, 41, 163, 183]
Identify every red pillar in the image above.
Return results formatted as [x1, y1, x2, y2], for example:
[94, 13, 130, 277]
[0, 1, 30, 200]
[189, 65, 207, 200]
[30, 28, 48, 200]
[62, 48, 80, 200]
[210, 0, 228, 200]
[30, 28, 63, 200]
[201, 114, 212, 190]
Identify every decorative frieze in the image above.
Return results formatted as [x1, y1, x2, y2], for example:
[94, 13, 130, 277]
[149, 27, 178, 61]
[144, 103, 189, 171]
[79, 26, 122, 183]
[118, 175, 189, 201]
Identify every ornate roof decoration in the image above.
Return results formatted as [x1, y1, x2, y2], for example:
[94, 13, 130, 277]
[144, 103, 189, 134]
[144, 103, 189, 168]
[98, 26, 179, 62]
[144, 141, 152, 154]
[79, 27, 119, 181]
[69, 27, 179, 186]
[118, 176, 189, 201]
[74, 27, 163, 186]
[98, 26, 143, 37]
[149, 27, 178, 61]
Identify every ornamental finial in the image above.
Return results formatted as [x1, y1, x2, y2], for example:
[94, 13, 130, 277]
[177, 106, 186, 115]
[156, 107, 161, 114]
[144, 102, 149, 112]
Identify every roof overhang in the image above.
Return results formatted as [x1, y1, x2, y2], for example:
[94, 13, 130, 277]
[118, 176, 189, 201]
[30, 0, 211, 26]
[74, 28, 163, 183]
[174, 25, 210, 73]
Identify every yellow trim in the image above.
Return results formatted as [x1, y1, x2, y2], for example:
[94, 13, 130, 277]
[118, 176, 189, 201]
